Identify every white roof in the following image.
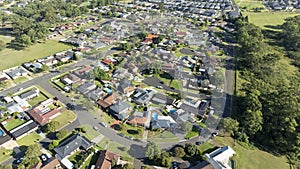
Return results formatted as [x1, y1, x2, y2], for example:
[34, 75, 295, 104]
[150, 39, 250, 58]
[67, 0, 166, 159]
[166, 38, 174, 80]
[4, 96, 13, 103]
[60, 158, 74, 169]
[157, 115, 176, 124]
[13, 96, 30, 108]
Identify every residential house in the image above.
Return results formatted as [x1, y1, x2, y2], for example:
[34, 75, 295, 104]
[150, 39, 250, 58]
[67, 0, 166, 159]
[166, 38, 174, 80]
[127, 111, 151, 129]
[95, 150, 120, 169]
[0, 72, 9, 83]
[180, 99, 207, 116]
[28, 106, 62, 126]
[19, 89, 39, 100]
[38, 56, 58, 67]
[151, 115, 176, 130]
[109, 101, 131, 121]
[10, 120, 38, 140]
[204, 146, 236, 169]
[6, 102, 23, 114]
[0, 125, 12, 146]
[126, 62, 138, 74]
[151, 93, 175, 105]
[13, 96, 30, 109]
[97, 94, 115, 110]
[112, 68, 134, 80]
[55, 51, 74, 63]
[161, 62, 175, 72]
[23, 62, 43, 73]
[60, 73, 81, 86]
[116, 79, 135, 95]
[54, 133, 94, 159]
[132, 88, 155, 105]
[170, 109, 195, 124]
[30, 158, 61, 169]
[73, 66, 93, 79]
[76, 81, 97, 95]
[87, 88, 105, 102]
[5, 67, 28, 80]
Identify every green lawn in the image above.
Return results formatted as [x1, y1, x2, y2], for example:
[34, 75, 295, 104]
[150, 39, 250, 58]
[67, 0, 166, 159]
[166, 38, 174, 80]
[3, 118, 26, 131]
[52, 110, 77, 130]
[149, 131, 180, 143]
[28, 93, 48, 106]
[170, 80, 182, 90]
[244, 12, 300, 29]
[184, 131, 199, 139]
[0, 148, 13, 163]
[80, 124, 100, 140]
[13, 76, 29, 84]
[119, 124, 144, 139]
[238, 0, 266, 11]
[80, 152, 99, 169]
[198, 142, 216, 154]
[97, 137, 134, 162]
[214, 136, 290, 169]
[0, 40, 73, 70]
[16, 132, 42, 146]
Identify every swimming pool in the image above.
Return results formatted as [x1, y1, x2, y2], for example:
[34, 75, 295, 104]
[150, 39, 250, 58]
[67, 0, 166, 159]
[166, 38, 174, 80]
[0, 129, 3, 136]
[152, 112, 158, 120]
[169, 109, 176, 113]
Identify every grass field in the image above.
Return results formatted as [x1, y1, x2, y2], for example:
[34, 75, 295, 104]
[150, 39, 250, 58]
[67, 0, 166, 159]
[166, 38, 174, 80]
[244, 12, 300, 29]
[0, 40, 73, 70]
[149, 131, 180, 143]
[16, 132, 42, 146]
[28, 93, 48, 106]
[52, 110, 77, 130]
[4, 118, 26, 131]
[237, 0, 266, 11]
[13, 76, 29, 84]
[198, 142, 216, 154]
[80, 124, 100, 140]
[214, 136, 290, 169]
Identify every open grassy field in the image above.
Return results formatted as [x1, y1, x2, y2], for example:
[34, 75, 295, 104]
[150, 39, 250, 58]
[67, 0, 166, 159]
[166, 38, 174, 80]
[4, 118, 26, 131]
[80, 124, 100, 140]
[149, 131, 180, 143]
[214, 136, 290, 169]
[16, 132, 42, 146]
[237, 0, 266, 11]
[244, 12, 300, 29]
[0, 40, 72, 70]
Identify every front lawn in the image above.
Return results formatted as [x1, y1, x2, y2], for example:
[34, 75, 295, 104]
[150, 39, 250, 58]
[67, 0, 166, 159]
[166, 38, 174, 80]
[198, 142, 216, 154]
[170, 80, 182, 90]
[79, 124, 100, 140]
[118, 124, 144, 140]
[13, 76, 29, 84]
[214, 136, 290, 169]
[149, 131, 180, 143]
[184, 131, 199, 139]
[51, 110, 77, 130]
[0, 40, 73, 71]
[3, 118, 26, 131]
[16, 132, 42, 146]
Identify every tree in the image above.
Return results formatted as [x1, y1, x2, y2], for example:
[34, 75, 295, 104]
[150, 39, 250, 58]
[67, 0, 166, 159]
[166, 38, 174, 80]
[210, 70, 225, 88]
[145, 142, 161, 160]
[218, 118, 239, 136]
[56, 129, 68, 140]
[0, 165, 12, 169]
[18, 34, 32, 47]
[25, 144, 41, 158]
[43, 121, 60, 133]
[185, 143, 198, 156]
[182, 122, 193, 132]
[141, 166, 152, 169]
[173, 147, 185, 158]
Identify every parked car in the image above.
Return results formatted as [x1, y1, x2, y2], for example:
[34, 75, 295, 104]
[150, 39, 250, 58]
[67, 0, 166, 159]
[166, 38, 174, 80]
[18, 88, 24, 91]
[93, 126, 99, 131]
[156, 85, 163, 89]
[41, 154, 47, 162]
[211, 132, 218, 137]
[196, 141, 204, 145]
[66, 103, 75, 110]
[100, 122, 108, 127]
[16, 157, 24, 164]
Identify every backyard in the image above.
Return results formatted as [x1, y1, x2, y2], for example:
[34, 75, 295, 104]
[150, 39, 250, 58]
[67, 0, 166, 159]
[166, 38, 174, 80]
[27, 92, 48, 106]
[214, 136, 290, 169]
[0, 148, 13, 163]
[16, 132, 42, 146]
[0, 40, 72, 70]
[3, 118, 26, 131]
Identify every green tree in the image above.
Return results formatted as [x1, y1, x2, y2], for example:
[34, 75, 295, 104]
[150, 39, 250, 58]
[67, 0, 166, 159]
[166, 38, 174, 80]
[56, 129, 68, 140]
[145, 142, 161, 160]
[173, 147, 185, 158]
[0, 39, 5, 51]
[219, 118, 239, 136]
[185, 143, 197, 156]
[43, 121, 60, 133]
[182, 122, 193, 132]
[25, 144, 41, 158]
[122, 163, 134, 169]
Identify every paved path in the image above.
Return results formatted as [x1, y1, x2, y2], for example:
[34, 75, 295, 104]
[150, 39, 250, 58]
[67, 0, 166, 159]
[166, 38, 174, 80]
[91, 134, 105, 143]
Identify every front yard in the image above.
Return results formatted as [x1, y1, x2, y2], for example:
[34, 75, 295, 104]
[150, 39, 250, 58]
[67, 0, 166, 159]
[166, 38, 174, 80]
[0, 148, 13, 163]
[13, 76, 29, 84]
[148, 131, 179, 143]
[79, 124, 100, 140]
[51, 110, 77, 130]
[16, 132, 42, 146]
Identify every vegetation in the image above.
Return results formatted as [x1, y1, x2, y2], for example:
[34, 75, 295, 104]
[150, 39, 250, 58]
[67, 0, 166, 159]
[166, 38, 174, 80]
[3, 118, 26, 131]
[50, 110, 77, 130]
[0, 148, 12, 163]
[16, 132, 42, 146]
[18, 144, 42, 169]
[233, 17, 300, 167]
[56, 129, 69, 140]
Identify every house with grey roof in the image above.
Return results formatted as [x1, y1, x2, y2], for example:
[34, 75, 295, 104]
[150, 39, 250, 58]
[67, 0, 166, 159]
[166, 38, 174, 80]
[76, 81, 97, 95]
[109, 101, 131, 121]
[132, 89, 155, 106]
[5, 67, 28, 80]
[54, 133, 94, 159]
[116, 79, 135, 95]
[19, 89, 39, 100]
[10, 120, 38, 140]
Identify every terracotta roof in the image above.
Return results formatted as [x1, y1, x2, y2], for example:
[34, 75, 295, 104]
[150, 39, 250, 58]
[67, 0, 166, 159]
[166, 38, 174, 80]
[102, 59, 112, 65]
[146, 34, 158, 39]
[95, 150, 120, 169]
[28, 108, 61, 125]
[41, 158, 60, 169]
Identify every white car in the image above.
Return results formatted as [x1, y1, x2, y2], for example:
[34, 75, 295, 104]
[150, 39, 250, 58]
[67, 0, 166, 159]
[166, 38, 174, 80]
[100, 122, 108, 127]
[156, 86, 163, 89]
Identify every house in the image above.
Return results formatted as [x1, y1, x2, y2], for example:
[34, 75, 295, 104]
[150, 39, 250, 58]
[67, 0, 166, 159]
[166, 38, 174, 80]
[95, 150, 120, 169]
[39, 56, 58, 67]
[28, 107, 62, 126]
[204, 146, 236, 169]
[60, 73, 81, 85]
[97, 94, 115, 110]
[170, 109, 195, 124]
[180, 99, 206, 116]
[54, 133, 94, 159]
[112, 68, 134, 80]
[127, 111, 152, 128]
[0, 125, 12, 146]
[126, 62, 138, 74]
[10, 120, 38, 140]
[132, 88, 155, 105]
[13, 96, 30, 109]
[116, 79, 135, 95]
[0, 72, 9, 83]
[5, 67, 28, 80]
[151, 115, 176, 130]
[109, 101, 131, 121]
[19, 89, 39, 100]
[76, 81, 97, 95]
[55, 51, 74, 62]
[161, 62, 175, 72]
[30, 158, 61, 169]
[23, 62, 43, 73]
[151, 93, 175, 105]
[73, 66, 93, 79]
[87, 88, 105, 102]
[6, 102, 23, 114]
